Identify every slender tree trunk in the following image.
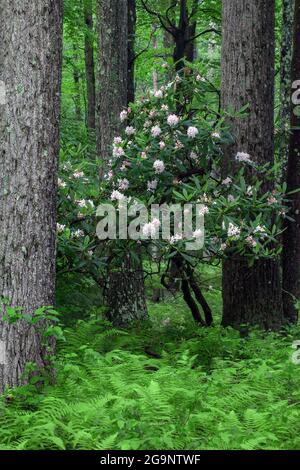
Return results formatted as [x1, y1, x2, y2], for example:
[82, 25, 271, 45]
[221, 0, 284, 330]
[152, 24, 159, 92]
[279, 0, 295, 178]
[0, 0, 63, 390]
[96, 0, 148, 326]
[72, 43, 83, 122]
[282, 0, 300, 324]
[84, 0, 96, 130]
[127, 0, 136, 105]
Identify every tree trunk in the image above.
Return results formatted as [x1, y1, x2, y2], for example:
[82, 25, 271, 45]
[127, 0, 136, 105]
[282, 0, 300, 324]
[84, 0, 96, 130]
[105, 257, 148, 327]
[279, 0, 295, 178]
[221, 0, 284, 329]
[0, 0, 63, 390]
[96, 0, 148, 326]
[72, 42, 83, 123]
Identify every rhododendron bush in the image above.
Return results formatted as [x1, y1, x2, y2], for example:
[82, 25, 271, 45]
[99, 71, 287, 269]
[55, 71, 289, 323]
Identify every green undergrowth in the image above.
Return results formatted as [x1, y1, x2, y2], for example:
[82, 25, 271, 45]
[1, 289, 300, 450]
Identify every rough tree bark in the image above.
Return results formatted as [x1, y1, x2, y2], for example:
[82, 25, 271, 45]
[221, 0, 284, 330]
[282, 0, 300, 324]
[84, 0, 96, 130]
[0, 0, 63, 390]
[96, 0, 148, 326]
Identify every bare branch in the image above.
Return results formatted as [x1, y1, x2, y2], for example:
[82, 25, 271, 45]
[185, 27, 220, 44]
[140, 0, 176, 37]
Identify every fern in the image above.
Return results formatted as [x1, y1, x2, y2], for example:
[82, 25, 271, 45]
[1, 310, 300, 450]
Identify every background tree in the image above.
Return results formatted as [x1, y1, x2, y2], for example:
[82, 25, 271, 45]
[0, 0, 63, 390]
[279, 0, 295, 176]
[282, 0, 300, 324]
[221, 0, 284, 329]
[83, 0, 96, 131]
[96, 0, 148, 326]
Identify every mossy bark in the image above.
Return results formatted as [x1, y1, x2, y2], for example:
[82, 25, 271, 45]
[0, 0, 63, 390]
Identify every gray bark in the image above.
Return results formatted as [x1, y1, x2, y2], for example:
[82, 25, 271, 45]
[282, 0, 300, 324]
[96, 0, 128, 165]
[0, 0, 63, 390]
[221, 0, 284, 329]
[96, 0, 148, 326]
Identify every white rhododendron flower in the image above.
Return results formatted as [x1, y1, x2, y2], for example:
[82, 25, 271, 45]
[118, 178, 129, 191]
[153, 159, 165, 174]
[110, 190, 125, 201]
[104, 170, 113, 180]
[170, 233, 183, 244]
[142, 218, 160, 238]
[73, 171, 84, 179]
[222, 177, 232, 186]
[57, 223, 66, 233]
[120, 110, 128, 122]
[187, 126, 199, 138]
[73, 229, 85, 238]
[151, 125, 162, 137]
[246, 236, 257, 247]
[154, 89, 163, 99]
[147, 180, 158, 192]
[212, 131, 220, 139]
[125, 126, 135, 136]
[196, 74, 205, 82]
[58, 178, 66, 188]
[227, 222, 241, 238]
[167, 114, 179, 126]
[253, 225, 267, 237]
[76, 199, 87, 208]
[113, 146, 125, 158]
[235, 152, 252, 163]
[190, 151, 198, 160]
[198, 206, 209, 216]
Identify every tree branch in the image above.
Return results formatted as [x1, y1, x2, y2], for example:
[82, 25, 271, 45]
[140, 0, 176, 37]
[185, 27, 220, 44]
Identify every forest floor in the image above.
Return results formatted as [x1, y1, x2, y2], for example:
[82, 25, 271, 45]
[1, 267, 300, 450]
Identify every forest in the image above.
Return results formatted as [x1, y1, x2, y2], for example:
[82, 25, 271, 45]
[0, 0, 300, 455]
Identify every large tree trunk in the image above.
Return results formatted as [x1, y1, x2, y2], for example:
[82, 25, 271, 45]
[282, 0, 300, 324]
[84, 0, 96, 130]
[221, 0, 284, 329]
[0, 0, 63, 390]
[96, 0, 148, 326]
